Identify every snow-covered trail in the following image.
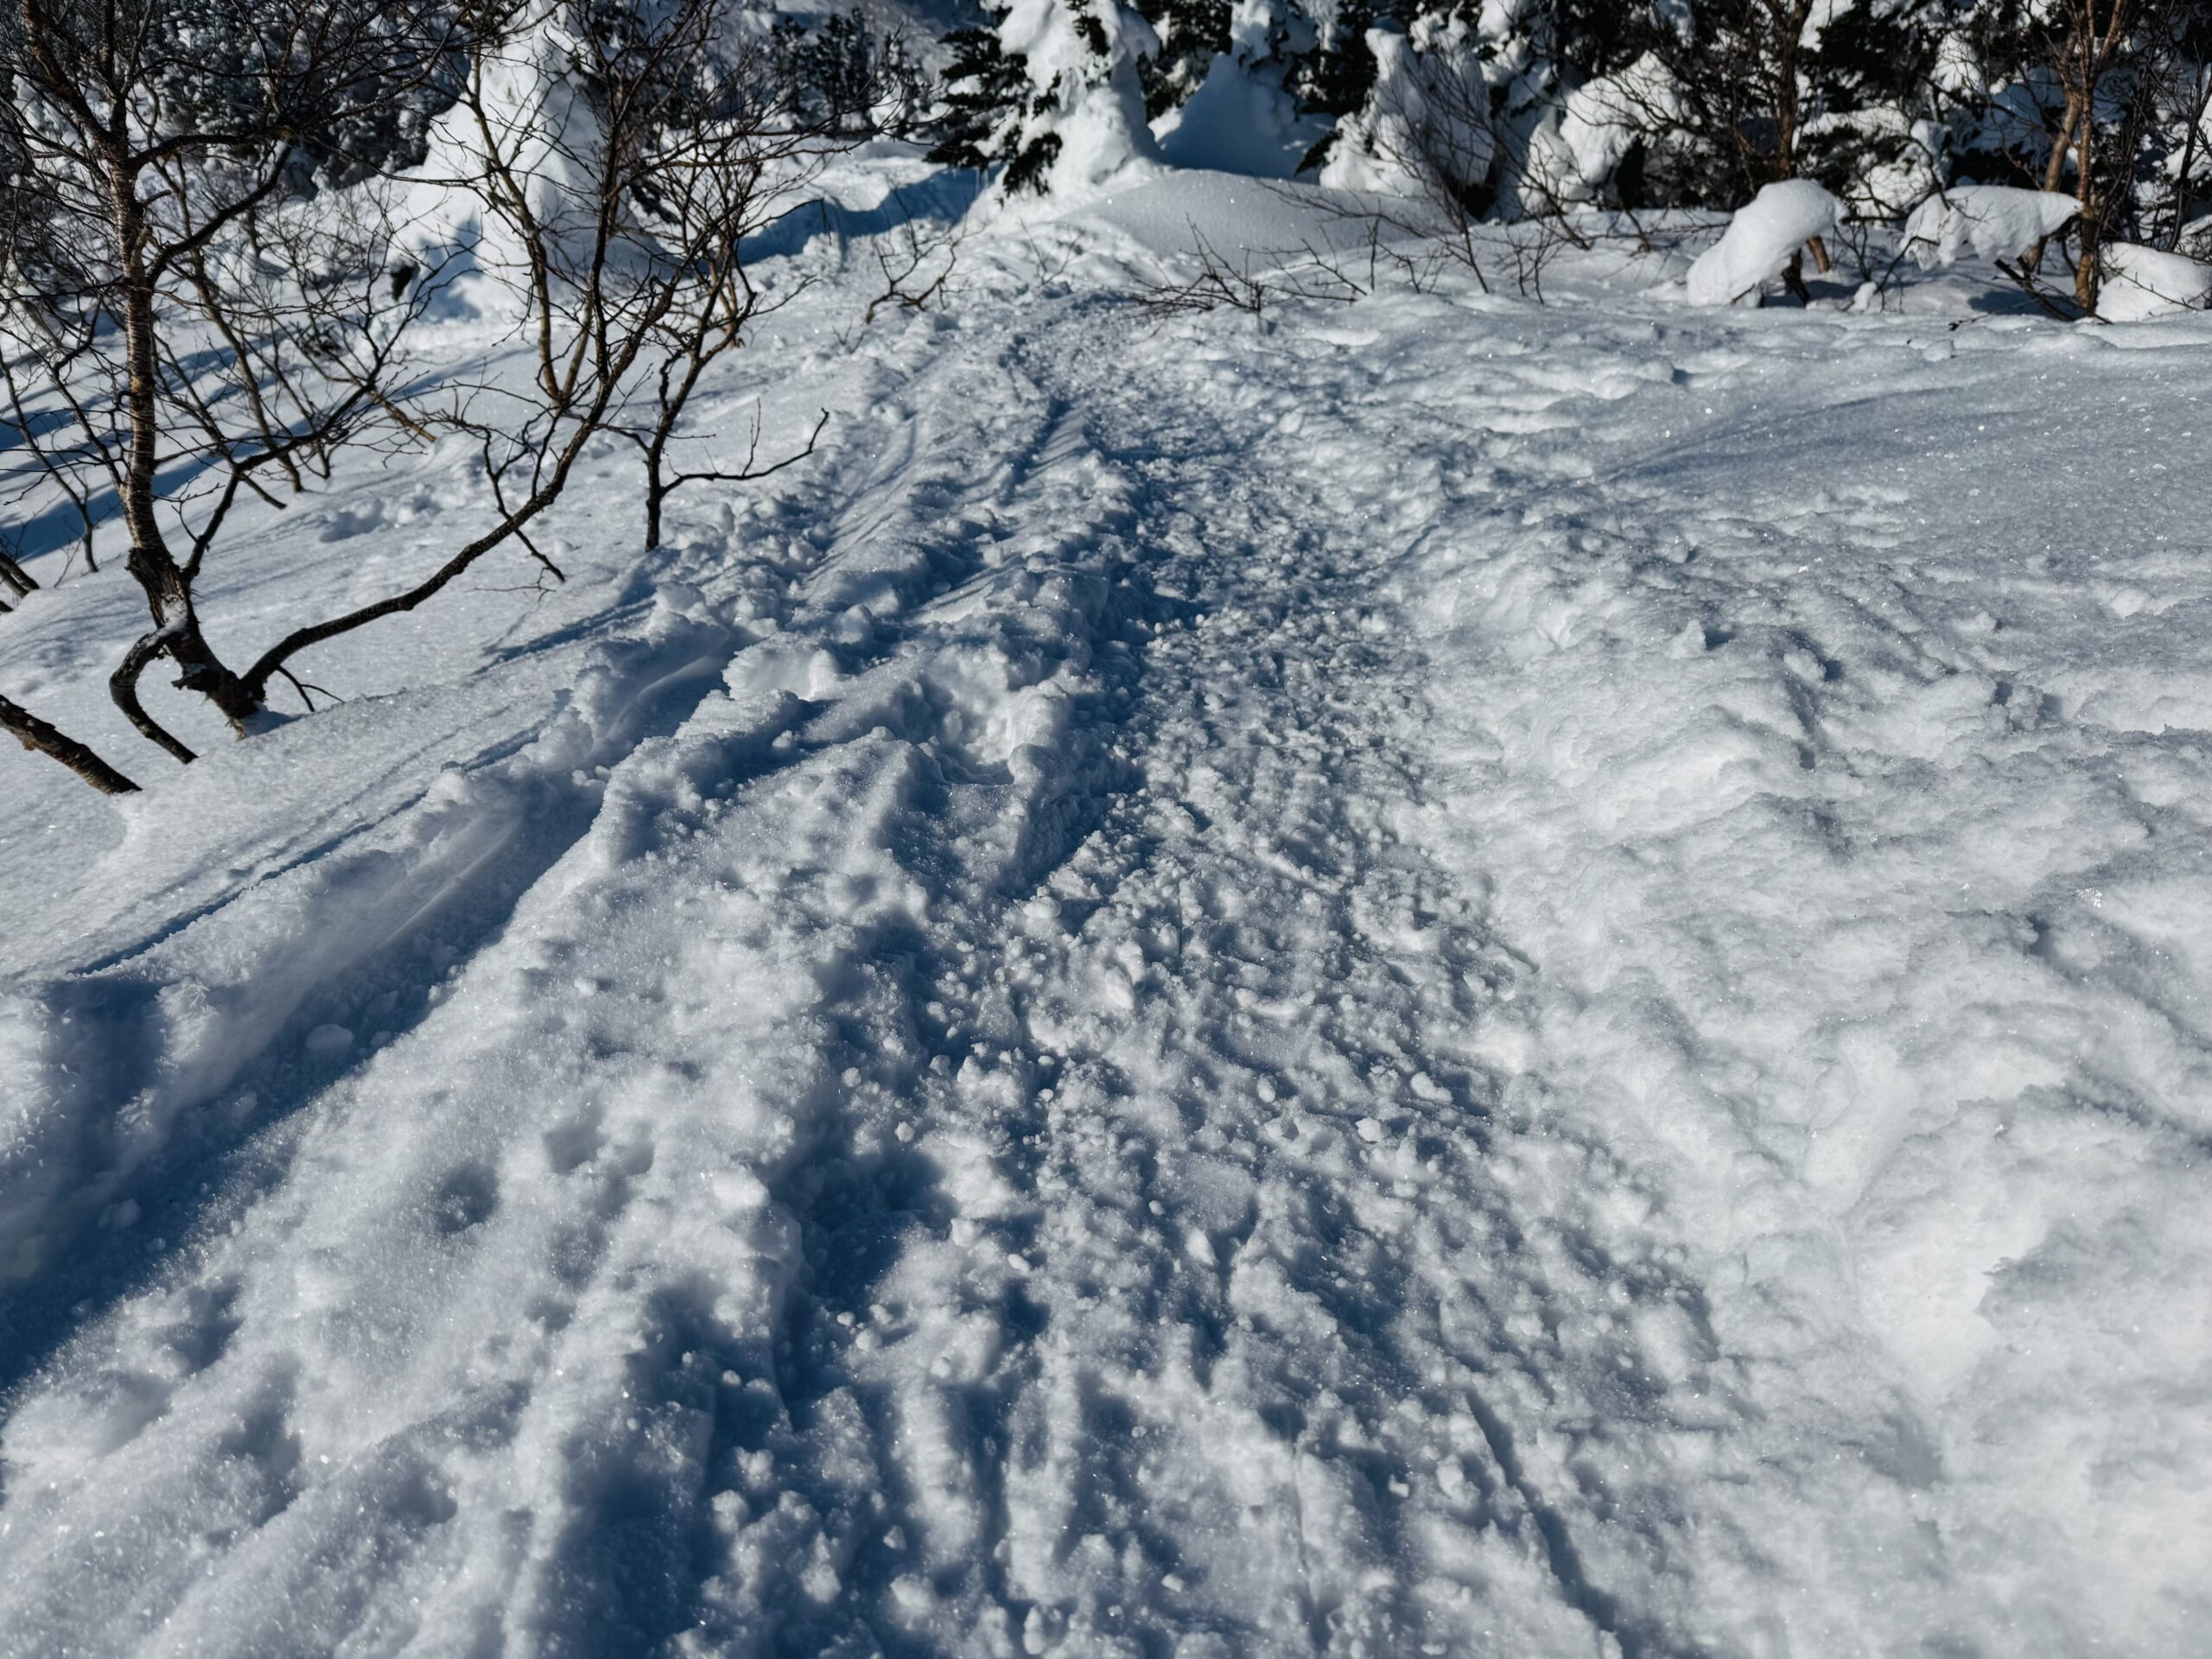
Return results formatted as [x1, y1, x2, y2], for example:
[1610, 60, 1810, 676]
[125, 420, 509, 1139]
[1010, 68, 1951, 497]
[3, 187, 2210, 1658]
[899, 311, 1738, 1659]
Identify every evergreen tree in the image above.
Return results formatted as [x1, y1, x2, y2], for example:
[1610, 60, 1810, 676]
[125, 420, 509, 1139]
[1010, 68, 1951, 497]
[1138, 0, 1234, 119]
[924, 0, 1160, 193]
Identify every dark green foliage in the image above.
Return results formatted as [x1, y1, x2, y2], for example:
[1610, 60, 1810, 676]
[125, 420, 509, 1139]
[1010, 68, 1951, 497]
[1555, 0, 1943, 207]
[1796, 2, 1943, 200]
[771, 12, 927, 133]
[1001, 126, 1064, 191]
[918, 9, 1084, 193]
[925, 24, 1033, 168]
[1135, 0, 1230, 118]
[1288, 0, 1389, 124]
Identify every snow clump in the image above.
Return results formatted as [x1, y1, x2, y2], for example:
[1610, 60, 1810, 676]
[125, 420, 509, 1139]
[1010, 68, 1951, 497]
[2095, 242, 2212, 320]
[1685, 180, 1842, 305]
[1902, 186, 2077, 269]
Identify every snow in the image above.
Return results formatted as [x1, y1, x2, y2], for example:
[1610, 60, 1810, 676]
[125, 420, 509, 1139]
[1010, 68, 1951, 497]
[997, 0, 1161, 197]
[1684, 179, 1843, 305]
[4, 162, 2212, 1656]
[1319, 21, 1495, 200]
[2097, 241, 2212, 321]
[1554, 51, 1679, 194]
[1903, 184, 2079, 270]
[1154, 0, 1326, 178]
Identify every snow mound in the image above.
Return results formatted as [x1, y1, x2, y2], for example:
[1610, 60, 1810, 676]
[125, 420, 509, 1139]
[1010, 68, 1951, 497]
[1903, 186, 2077, 270]
[1685, 180, 1841, 305]
[1078, 168, 1395, 263]
[2097, 242, 2212, 321]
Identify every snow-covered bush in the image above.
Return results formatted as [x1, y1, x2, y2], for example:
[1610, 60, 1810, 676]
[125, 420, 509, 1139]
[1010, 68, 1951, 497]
[1319, 14, 1501, 201]
[913, 0, 2212, 283]
[1685, 178, 1843, 304]
[769, 11, 931, 136]
[1154, 0, 1324, 176]
[1901, 184, 2078, 269]
[2094, 240, 2212, 319]
[1943, 0, 2212, 311]
[1138, 0, 1235, 119]
[1541, 50, 1680, 204]
[1518, 0, 1950, 212]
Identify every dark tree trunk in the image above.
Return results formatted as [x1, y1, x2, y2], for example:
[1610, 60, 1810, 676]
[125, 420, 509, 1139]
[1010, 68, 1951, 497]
[0, 691, 141, 794]
[0, 547, 35, 597]
[107, 163, 263, 735]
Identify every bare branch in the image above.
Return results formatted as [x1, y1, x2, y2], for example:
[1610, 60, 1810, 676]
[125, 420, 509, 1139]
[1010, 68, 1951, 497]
[0, 689, 141, 793]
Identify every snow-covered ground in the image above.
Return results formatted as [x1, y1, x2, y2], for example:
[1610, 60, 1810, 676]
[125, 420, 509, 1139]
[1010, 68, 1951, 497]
[3, 165, 2209, 1657]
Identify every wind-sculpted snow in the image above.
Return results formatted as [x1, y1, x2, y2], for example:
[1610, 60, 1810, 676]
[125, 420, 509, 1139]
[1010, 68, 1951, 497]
[2, 173, 2209, 1657]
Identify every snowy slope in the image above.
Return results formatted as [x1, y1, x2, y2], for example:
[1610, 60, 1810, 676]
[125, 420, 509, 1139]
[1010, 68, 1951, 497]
[3, 169, 2209, 1657]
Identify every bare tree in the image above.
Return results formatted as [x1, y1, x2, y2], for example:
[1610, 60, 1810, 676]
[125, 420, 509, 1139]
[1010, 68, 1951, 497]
[0, 0, 479, 766]
[1963, 0, 2212, 313]
[0, 687, 140, 791]
[428, 0, 874, 560]
[0, 0, 868, 792]
[583, 7, 855, 552]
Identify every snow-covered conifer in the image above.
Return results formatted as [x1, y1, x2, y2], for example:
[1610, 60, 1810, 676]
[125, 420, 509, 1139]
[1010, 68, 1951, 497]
[928, 0, 1162, 192]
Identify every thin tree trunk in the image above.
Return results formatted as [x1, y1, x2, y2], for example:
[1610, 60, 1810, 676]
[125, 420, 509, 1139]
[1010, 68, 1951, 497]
[0, 547, 35, 597]
[0, 691, 141, 794]
[2075, 78, 2104, 312]
[2024, 90, 2087, 277]
[108, 173, 172, 575]
[111, 632, 200, 764]
[106, 162, 262, 732]
[645, 472, 668, 552]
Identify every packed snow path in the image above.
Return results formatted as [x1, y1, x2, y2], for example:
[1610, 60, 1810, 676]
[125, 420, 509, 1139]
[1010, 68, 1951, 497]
[3, 191, 2209, 1657]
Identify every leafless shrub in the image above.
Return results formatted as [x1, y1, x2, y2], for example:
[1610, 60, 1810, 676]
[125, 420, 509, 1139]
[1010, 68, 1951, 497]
[1134, 226, 1365, 320]
[0, 0, 473, 778]
[0, 0, 883, 792]
[863, 201, 967, 324]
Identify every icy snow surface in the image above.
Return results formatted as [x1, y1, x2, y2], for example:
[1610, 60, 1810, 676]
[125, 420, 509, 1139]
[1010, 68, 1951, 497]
[3, 169, 2211, 1657]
